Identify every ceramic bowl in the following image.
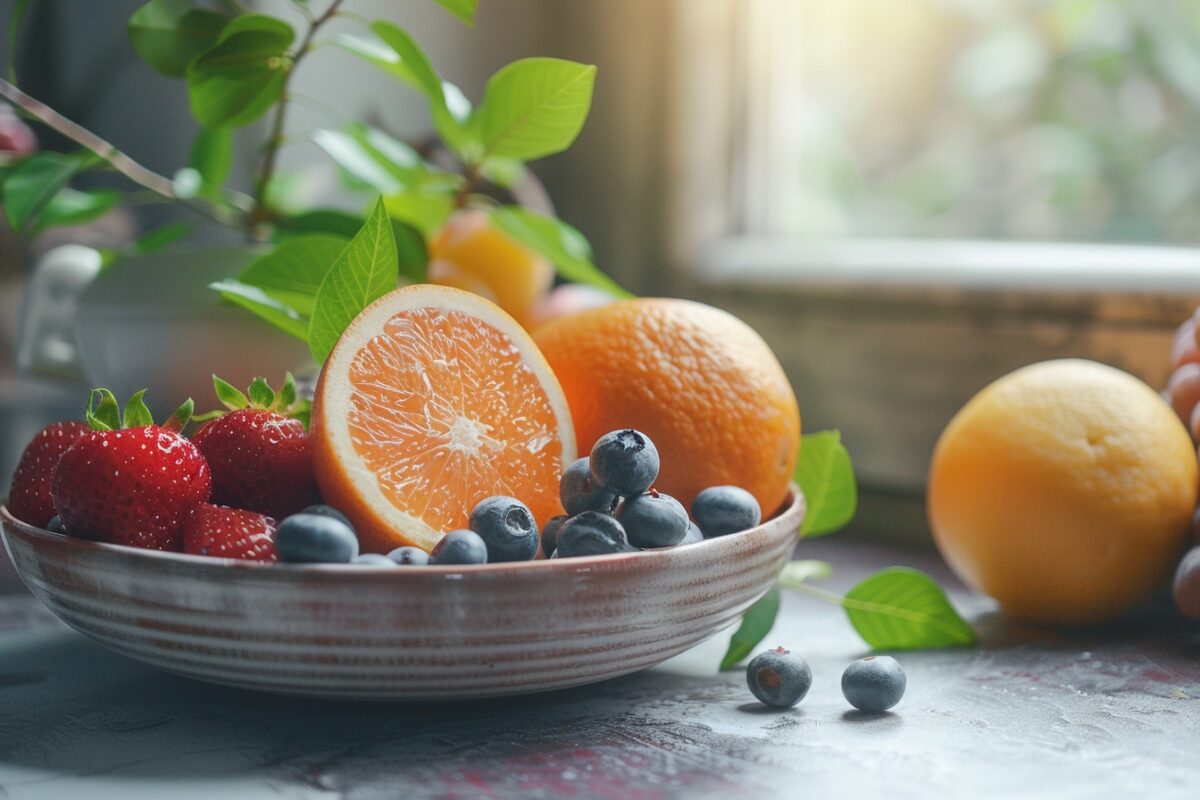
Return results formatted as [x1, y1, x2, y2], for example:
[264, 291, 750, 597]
[1, 488, 803, 700]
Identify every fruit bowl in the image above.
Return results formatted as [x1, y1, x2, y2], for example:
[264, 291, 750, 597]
[0, 487, 803, 700]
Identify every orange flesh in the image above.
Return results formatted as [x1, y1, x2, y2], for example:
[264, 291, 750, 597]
[345, 307, 565, 535]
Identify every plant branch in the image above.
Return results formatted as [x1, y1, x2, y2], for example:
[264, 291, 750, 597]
[250, 0, 346, 231]
[454, 162, 481, 209]
[0, 77, 246, 228]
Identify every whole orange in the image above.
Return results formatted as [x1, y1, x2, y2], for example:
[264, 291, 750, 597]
[928, 359, 1198, 626]
[427, 209, 554, 328]
[533, 298, 801, 516]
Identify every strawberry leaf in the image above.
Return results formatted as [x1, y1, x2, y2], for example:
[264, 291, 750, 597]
[212, 375, 249, 410]
[163, 398, 194, 432]
[85, 388, 121, 431]
[278, 371, 298, 409]
[247, 377, 275, 408]
[122, 390, 155, 429]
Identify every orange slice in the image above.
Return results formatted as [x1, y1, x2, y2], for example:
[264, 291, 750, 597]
[312, 285, 576, 553]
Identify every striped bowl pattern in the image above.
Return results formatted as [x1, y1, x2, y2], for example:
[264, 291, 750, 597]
[1, 488, 803, 700]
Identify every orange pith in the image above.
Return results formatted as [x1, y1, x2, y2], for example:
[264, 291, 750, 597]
[312, 285, 575, 553]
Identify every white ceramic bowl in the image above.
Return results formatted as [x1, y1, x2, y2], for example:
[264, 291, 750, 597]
[1, 488, 803, 700]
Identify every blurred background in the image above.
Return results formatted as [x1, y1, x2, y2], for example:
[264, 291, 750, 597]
[3, 0, 1200, 541]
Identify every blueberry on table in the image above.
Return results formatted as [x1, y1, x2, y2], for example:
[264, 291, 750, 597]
[275, 513, 360, 563]
[352, 553, 397, 566]
[560, 457, 618, 516]
[430, 529, 489, 565]
[469, 496, 538, 562]
[589, 429, 660, 496]
[302, 504, 356, 532]
[841, 656, 907, 713]
[617, 490, 689, 548]
[692, 485, 762, 537]
[679, 521, 704, 546]
[746, 647, 812, 709]
[540, 514, 568, 557]
[555, 512, 633, 557]
[387, 546, 430, 566]
[45, 515, 66, 535]
[1173, 546, 1200, 619]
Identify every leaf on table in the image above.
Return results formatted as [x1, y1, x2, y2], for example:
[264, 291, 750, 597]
[2, 152, 81, 231]
[308, 198, 399, 363]
[720, 585, 780, 670]
[489, 206, 629, 297]
[186, 14, 294, 128]
[795, 430, 857, 538]
[128, 0, 228, 77]
[843, 567, 976, 650]
[475, 58, 596, 162]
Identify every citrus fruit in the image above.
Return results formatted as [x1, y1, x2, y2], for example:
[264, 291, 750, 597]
[928, 359, 1197, 626]
[427, 210, 554, 328]
[533, 298, 800, 516]
[311, 285, 576, 553]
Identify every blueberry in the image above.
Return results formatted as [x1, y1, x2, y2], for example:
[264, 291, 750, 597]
[430, 529, 488, 565]
[560, 457, 618, 515]
[746, 647, 812, 709]
[841, 656, 906, 713]
[691, 486, 761, 537]
[617, 491, 689, 548]
[589, 429, 659, 496]
[469, 496, 538, 562]
[540, 514, 568, 557]
[679, 521, 704, 546]
[275, 513, 359, 563]
[46, 515, 66, 535]
[302, 504, 355, 532]
[387, 546, 430, 566]
[352, 553, 397, 566]
[555, 511, 632, 557]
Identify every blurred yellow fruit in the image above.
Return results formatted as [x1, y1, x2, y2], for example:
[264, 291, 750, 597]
[928, 359, 1197, 626]
[427, 209, 554, 328]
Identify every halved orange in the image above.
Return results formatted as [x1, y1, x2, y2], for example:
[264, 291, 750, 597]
[311, 285, 576, 553]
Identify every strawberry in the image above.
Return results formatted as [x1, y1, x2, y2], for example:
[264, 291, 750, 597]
[183, 503, 278, 561]
[192, 374, 317, 519]
[7, 421, 90, 528]
[52, 389, 211, 551]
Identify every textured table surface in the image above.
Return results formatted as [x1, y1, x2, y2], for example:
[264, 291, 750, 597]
[1, 537, 1198, 800]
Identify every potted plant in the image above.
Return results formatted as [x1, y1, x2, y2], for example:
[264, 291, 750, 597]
[0, 0, 626, 412]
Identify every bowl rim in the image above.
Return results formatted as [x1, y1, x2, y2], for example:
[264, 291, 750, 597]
[1, 484, 804, 577]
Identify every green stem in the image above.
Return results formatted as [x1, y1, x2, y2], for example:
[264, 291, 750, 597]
[782, 580, 846, 607]
[250, 0, 346, 234]
[454, 162, 482, 210]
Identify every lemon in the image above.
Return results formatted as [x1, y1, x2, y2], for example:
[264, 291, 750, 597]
[928, 359, 1197, 625]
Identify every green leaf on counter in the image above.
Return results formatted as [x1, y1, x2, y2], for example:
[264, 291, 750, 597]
[128, 0, 228, 77]
[308, 198, 399, 362]
[190, 127, 233, 199]
[720, 585, 780, 670]
[489, 205, 628, 297]
[796, 430, 857, 538]
[432, 0, 477, 25]
[2, 152, 81, 231]
[475, 58, 596, 161]
[842, 567, 976, 650]
[36, 188, 120, 229]
[186, 14, 294, 128]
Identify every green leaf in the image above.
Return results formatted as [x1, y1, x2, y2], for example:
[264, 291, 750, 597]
[186, 14, 294, 128]
[308, 198, 399, 363]
[275, 209, 365, 239]
[163, 398, 194, 432]
[247, 377, 275, 408]
[212, 374, 249, 410]
[35, 188, 120, 230]
[3, 152, 80, 231]
[479, 156, 525, 189]
[383, 191, 454, 238]
[190, 127, 233, 200]
[432, 0, 477, 25]
[779, 559, 834, 586]
[127, 0, 227, 77]
[489, 206, 629, 297]
[842, 567, 976, 650]
[720, 585, 780, 670]
[6, 0, 31, 82]
[796, 430, 857, 537]
[475, 58, 596, 161]
[237, 235, 348, 316]
[278, 372, 298, 409]
[135, 221, 194, 253]
[210, 278, 310, 341]
[122, 390, 155, 429]
[85, 388, 121, 432]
